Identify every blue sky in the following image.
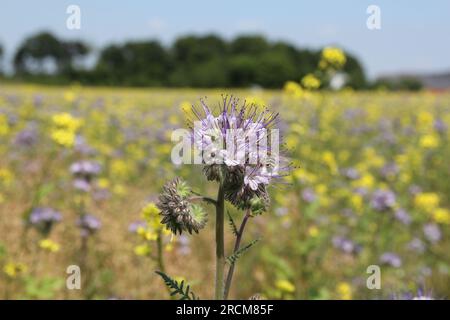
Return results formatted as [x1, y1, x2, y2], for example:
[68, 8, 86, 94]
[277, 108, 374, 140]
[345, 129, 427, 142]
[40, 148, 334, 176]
[1, 0, 449, 78]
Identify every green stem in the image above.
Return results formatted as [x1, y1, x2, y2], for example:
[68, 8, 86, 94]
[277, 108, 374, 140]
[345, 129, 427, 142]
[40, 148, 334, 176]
[156, 232, 166, 273]
[215, 183, 225, 300]
[223, 209, 251, 299]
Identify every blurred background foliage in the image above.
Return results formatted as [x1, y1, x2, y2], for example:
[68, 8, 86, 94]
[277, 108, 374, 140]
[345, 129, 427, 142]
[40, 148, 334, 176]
[0, 31, 414, 90]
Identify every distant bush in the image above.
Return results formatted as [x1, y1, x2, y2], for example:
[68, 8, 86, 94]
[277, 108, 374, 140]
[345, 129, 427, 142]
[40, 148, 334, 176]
[10, 31, 368, 89]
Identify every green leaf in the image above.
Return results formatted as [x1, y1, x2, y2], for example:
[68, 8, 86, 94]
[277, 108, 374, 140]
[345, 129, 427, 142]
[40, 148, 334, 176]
[155, 271, 199, 300]
[36, 183, 55, 202]
[227, 239, 260, 265]
[226, 210, 238, 237]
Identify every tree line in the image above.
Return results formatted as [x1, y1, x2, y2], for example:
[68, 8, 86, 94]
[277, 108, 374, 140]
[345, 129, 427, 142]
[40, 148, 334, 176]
[0, 31, 420, 90]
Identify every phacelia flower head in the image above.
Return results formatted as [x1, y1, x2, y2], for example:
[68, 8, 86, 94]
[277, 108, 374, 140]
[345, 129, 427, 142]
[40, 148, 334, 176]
[371, 189, 396, 211]
[157, 178, 207, 235]
[77, 214, 101, 237]
[188, 96, 290, 211]
[70, 160, 101, 192]
[70, 160, 101, 181]
[29, 207, 62, 235]
[380, 252, 402, 268]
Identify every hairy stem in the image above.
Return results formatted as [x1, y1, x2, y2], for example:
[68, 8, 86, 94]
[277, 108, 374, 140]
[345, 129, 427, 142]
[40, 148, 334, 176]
[223, 209, 251, 299]
[215, 183, 225, 300]
[156, 232, 166, 273]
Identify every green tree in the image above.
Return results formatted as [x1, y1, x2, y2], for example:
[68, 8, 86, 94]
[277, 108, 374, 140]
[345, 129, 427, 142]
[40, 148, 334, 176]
[13, 31, 89, 76]
[96, 41, 170, 86]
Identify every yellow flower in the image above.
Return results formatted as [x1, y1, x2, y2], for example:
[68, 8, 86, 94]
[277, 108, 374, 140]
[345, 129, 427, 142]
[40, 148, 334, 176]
[0, 114, 10, 136]
[110, 159, 131, 179]
[350, 194, 363, 212]
[417, 111, 433, 129]
[64, 90, 76, 103]
[3, 262, 28, 278]
[414, 193, 440, 212]
[245, 96, 266, 108]
[320, 47, 346, 70]
[134, 244, 152, 256]
[0, 168, 14, 186]
[419, 134, 439, 149]
[141, 202, 160, 220]
[336, 282, 352, 300]
[179, 101, 192, 113]
[321, 151, 338, 173]
[283, 81, 303, 98]
[275, 279, 295, 293]
[301, 74, 321, 90]
[97, 178, 110, 189]
[39, 239, 60, 252]
[50, 129, 76, 147]
[432, 208, 450, 224]
[52, 113, 82, 132]
[352, 174, 375, 189]
[308, 225, 319, 237]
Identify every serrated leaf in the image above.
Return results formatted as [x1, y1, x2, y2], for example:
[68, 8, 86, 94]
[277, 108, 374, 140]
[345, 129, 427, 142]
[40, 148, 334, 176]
[155, 271, 199, 300]
[226, 210, 238, 237]
[227, 239, 260, 265]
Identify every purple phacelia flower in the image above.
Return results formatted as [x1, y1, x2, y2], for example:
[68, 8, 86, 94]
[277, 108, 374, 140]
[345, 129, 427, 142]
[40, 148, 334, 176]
[423, 223, 441, 243]
[371, 189, 396, 211]
[77, 214, 101, 237]
[394, 208, 411, 225]
[380, 252, 402, 268]
[29, 207, 62, 235]
[301, 188, 317, 203]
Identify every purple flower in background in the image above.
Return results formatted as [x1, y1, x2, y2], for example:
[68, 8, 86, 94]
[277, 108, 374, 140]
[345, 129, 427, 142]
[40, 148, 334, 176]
[275, 207, 288, 217]
[70, 160, 101, 192]
[33, 94, 44, 107]
[353, 187, 368, 197]
[70, 160, 101, 180]
[341, 167, 360, 180]
[380, 252, 402, 268]
[394, 208, 412, 225]
[128, 220, 146, 233]
[423, 223, 441, 243]
[408, 185, 422, 196]
[393, 289, 434, 300]
[371, 189, 396, 211]
[433, 119, 447, 133]
[380, 163, 399, 179]
[177, 234, 191, 256]
[74, 135, 96, 155]
[77, 214, 101, 237]
[332, 236, 361, 254]
[14, 126, 38, 147]
[301, 188, 317, 203]
[407, 238, 425, 253]
[29, 207, 62, 235]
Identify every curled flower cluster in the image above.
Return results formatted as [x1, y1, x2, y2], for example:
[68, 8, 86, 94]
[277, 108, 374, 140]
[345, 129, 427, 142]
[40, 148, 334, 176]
[157, 178, 207, 235]
[189, 96, 288, 211]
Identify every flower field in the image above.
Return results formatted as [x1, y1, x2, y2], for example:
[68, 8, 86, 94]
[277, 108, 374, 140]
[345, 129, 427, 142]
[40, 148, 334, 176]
[0, 84, 448, 299]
